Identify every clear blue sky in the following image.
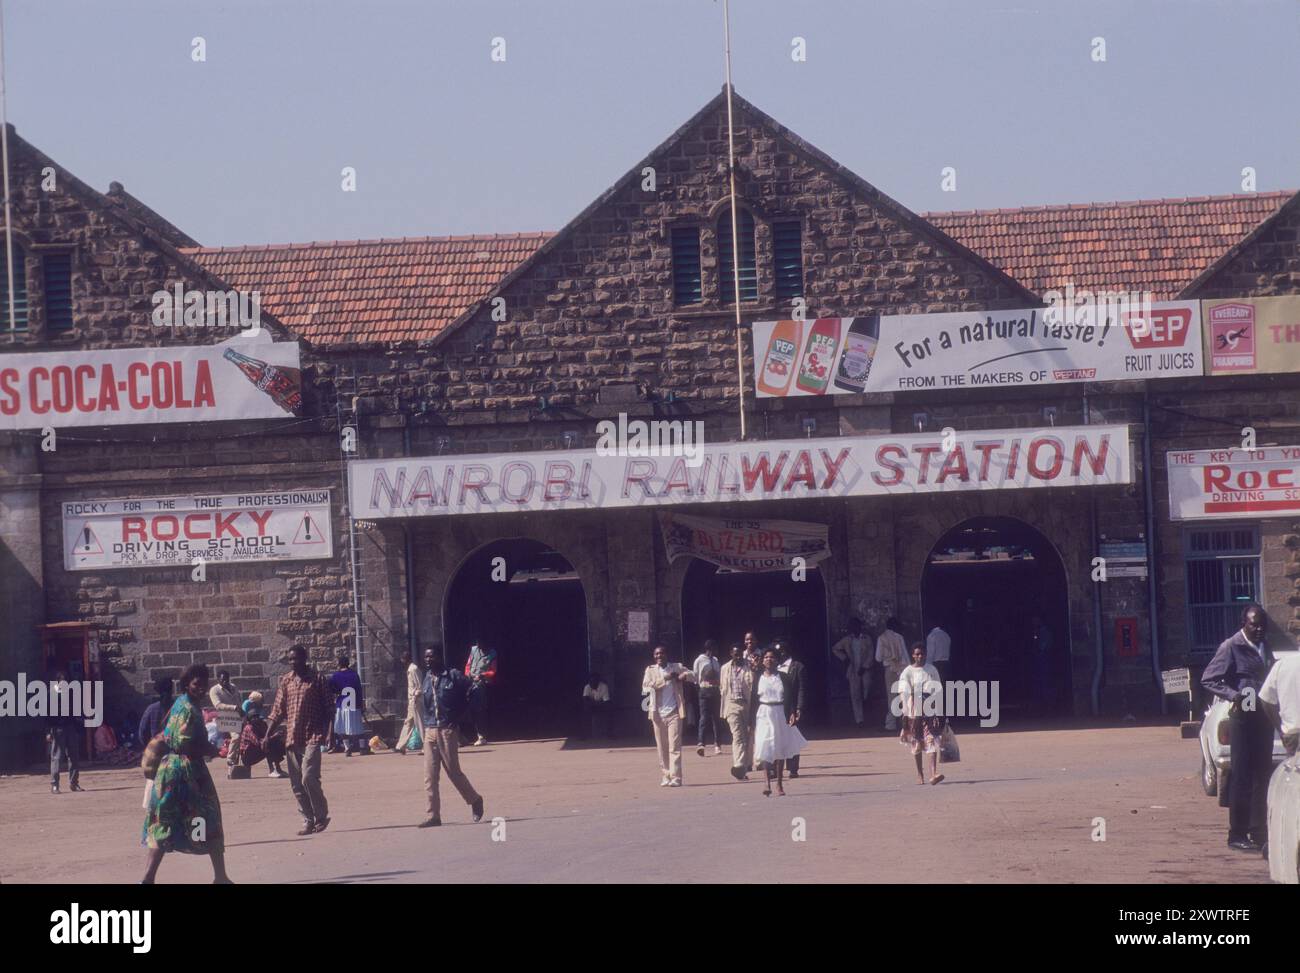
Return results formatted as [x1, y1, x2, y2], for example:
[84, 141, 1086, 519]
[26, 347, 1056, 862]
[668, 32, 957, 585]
[6, 0, 1298, 246]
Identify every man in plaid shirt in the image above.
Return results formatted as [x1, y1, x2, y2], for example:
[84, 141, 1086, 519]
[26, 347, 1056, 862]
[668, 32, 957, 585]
[266, 644, 333, 835]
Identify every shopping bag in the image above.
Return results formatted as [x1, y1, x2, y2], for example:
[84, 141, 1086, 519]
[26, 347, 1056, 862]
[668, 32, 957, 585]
[939, 724, 961, 763]
[141, 733, 167, 780]
[407, 726, 423, 751]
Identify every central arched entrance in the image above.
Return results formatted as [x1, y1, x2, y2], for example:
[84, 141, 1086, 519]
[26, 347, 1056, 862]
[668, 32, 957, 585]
[442, 538, 589, 739]
[680, 558, 830, 724]
[920, 516, 1071, 718]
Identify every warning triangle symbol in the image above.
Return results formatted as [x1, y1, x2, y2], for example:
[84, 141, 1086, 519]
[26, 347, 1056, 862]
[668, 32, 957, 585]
[73, 522, 104, 557]
[293, 513, 326, 545]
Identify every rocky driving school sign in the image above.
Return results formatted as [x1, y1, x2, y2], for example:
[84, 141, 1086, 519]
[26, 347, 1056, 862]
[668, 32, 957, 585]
[348, 425, 1131, 518]
[1166, 446, 1300, 520]
[63, 491, 333, 570]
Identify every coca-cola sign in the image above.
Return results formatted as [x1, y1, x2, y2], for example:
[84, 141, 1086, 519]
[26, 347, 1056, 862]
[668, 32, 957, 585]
[0, 333, 301, 430]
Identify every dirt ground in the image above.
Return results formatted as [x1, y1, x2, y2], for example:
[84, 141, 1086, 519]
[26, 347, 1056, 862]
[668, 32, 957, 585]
[0, 724, 1275, 884]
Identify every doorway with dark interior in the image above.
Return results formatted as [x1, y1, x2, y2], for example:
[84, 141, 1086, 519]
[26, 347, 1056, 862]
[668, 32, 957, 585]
[679, 557, 830, 724]
[920, 516, 1071, 720]
[442, 538, 589, 739]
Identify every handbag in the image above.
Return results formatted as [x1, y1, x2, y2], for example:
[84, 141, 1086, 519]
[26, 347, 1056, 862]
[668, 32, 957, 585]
[140, 733, 167, 780]
[939, 723, 961, 763]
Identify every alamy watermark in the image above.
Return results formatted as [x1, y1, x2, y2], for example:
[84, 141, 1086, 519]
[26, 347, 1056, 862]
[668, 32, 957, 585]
[595, 412, 705, 467]
[152, 284, 261, 331]
[890, 677, 1001, 727]
[0, 675, 104, 727]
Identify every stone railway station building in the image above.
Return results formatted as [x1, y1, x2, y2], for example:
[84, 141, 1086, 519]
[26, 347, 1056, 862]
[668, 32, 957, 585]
[2, 89, 1299, 764]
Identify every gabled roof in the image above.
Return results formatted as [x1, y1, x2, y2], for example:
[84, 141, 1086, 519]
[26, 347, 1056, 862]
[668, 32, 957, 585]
[926, 191, 1294, 300]
[186, 233, 552, 345]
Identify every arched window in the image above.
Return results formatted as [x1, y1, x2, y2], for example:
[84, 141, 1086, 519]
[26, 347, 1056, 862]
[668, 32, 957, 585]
[717, 207, 757, 303]
[0, 244, 28, 331]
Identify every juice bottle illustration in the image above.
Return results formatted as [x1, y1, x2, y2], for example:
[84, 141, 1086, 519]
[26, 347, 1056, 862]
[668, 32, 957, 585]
[794, 318, 842, 395]
[833, 316, 878, 393]
[757, 319, 803, 396]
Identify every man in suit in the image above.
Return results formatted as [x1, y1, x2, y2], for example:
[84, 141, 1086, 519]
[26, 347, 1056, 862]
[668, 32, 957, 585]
[641, 644, 695, 787]
[775, 641, 808, 778]
[832, 617, 872, 728]
[719, 644, 755, 780]
[1201, 603, 1276, 852]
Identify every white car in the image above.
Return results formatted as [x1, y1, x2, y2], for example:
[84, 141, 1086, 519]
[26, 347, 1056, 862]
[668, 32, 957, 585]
[1267, 754, 1300, 884]
[1198, 696, 1289, 807]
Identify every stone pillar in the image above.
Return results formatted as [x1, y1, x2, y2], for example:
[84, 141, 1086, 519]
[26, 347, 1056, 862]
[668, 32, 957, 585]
[0, 433, 46, 771]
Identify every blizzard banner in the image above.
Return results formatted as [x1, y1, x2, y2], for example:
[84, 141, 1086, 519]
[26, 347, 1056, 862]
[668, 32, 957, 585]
[63, 491, 333, 570]
[1166, 445, 1300, 520]
[0, 332, 302, 430]
[660, 512, 831, 572]
[752, 302, 1201, 397]
[1202, 296, 1300, 376]
[348, 424, 1131, 518]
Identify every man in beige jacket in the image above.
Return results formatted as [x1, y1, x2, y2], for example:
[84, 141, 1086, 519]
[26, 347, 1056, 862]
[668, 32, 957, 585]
[642, 644, 694, 787]
[719, 643, 755, 780]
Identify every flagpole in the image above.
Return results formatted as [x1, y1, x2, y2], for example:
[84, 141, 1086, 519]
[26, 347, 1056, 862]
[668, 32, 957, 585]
[722, 0, 747, 440]
[0, 0, 16, 341]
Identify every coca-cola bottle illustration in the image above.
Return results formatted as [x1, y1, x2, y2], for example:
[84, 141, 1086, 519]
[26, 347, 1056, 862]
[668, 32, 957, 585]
[223, 348, 303, 413]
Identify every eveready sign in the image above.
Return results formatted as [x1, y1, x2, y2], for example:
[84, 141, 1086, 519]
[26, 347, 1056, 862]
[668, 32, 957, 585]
[349, 424, 1131, 518]
[1167, 446, 1300, 520]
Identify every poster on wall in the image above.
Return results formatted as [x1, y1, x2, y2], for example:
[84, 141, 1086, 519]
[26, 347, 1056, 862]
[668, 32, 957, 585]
[0, 332, 302, 430]
[63, 490, 333, 570]
[1202, 296, 1300, 376]
[751, 303, 1202, 397]
[1166, 445, 1300, 520]
[349, 424, 1132, 518]
[660, 512, 831, 572]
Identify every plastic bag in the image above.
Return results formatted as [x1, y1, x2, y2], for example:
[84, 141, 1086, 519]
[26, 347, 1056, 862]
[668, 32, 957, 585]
[407, 727, 422, 751]
[940, 724, 961, 763]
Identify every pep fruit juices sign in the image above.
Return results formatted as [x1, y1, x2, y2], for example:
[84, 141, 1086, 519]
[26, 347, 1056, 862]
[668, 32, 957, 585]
[757, 320, 802, 395]
[795, 318, 842, 394]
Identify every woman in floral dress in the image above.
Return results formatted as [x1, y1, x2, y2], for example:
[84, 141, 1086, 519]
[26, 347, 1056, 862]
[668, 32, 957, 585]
[141, 663, 232, 883]
[898, 643, 945, 785]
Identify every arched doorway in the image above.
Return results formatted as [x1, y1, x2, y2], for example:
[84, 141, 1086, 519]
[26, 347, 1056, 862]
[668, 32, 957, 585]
[920, 516, 1070, 718]
[679, 558, 830, 724]
[442, 538, 589, 738]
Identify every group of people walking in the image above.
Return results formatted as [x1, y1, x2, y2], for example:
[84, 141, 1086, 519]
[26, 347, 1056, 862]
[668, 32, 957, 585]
[643, 636, 808, 795]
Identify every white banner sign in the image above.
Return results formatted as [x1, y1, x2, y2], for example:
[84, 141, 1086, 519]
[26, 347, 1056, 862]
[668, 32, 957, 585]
[63, 491, 333, 570]
[1166, 445, 1300, 520]
[752, 302, 1202, 397]
[349, 425, 1131, 518]
[660, 512, 831, 572]
[0, 333, 302, 430]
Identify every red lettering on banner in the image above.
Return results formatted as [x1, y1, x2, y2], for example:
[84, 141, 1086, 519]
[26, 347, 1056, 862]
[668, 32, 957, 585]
[543, 461, 575, 501]
[214, 512, 242, 538]
[742, 452, 788, 492]
[246, 510, 273, 534]
[782, 451, 817, 490]
[1028, 438, 1064, 480]
[662, 457, 693, 496]
[128, 362, 149, 410]
[194, 360, 215, 408]
[1006, 441, 1021, 478]
[820, 448, 851, 488]
[153, 515, 179, 540]
[1267, 469, 1295, 489]
[912, 444, 942, 484]
[1203, 465, 1230, 493]
[151, 363, 174, 409]
[1071, 434, 1110, 476]
[122, 516, 147, 542]
[29, 367, 50, 414]
[183, 514, 211, 539]
[973, 441, 1000, 481]
[74, 365, 96, 412]
[173, 362, 193, 409]
[0, 368, 18, 415]
[96, 364, 120, 412]
[872, 445, 905, 486]
[623, 458, 656, 498]
[459, 465, 493, 504]
[936, 446, 969, 483]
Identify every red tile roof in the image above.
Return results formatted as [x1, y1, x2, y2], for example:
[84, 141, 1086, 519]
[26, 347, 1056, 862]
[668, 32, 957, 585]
[925, 191, 1294, 300]
[186, 192, 1294, 346]
[185, 233, 553, 345]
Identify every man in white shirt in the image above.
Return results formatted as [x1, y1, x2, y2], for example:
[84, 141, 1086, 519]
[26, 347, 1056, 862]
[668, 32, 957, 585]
[832, 617, 872, 728]
[394, 651, 423, 755]
[1260, 649, 1300, 756]
[875, 617, 908, 731]
[581, 672, 611, 739]
[693, 640, 723, 757]
[642, 644, 694, 786]
[926, 623, 952, 683]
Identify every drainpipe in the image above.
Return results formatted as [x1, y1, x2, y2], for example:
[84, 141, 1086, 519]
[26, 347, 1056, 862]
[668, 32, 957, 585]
[1142, 390, 1165, 714]
[1086, 391, 1103, 716]
[402, 420, 418, 659]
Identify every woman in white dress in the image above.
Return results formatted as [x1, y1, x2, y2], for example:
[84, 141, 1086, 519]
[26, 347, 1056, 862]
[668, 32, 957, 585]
[749, 648, 807, 796]
[898, 642, 945, 785]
